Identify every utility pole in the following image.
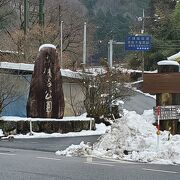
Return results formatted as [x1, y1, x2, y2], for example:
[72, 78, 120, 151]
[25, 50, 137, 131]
[60, 20, 63, 68]
[83, 22, 87, 66]
[108, 40, 125, 69]
[141, 9, 145, 80]
[24, 0, 29, 35]
[24, 0, 29, 62]
[58, 4, 63, 68]
[141, 9, 145, 34]
[109, 40, 113, 69]
[39, 0, 44, 27]
[39, 0, 45, 43]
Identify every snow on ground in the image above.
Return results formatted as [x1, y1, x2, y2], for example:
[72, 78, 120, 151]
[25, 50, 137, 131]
[134, 89, 156, 99]
[0, 115, 93, 122]
[0, 129, 3, 137]
[56, 110, 180, 165]
[129, 80, 156, 99]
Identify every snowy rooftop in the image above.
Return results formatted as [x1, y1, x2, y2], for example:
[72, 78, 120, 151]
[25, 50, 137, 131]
[0, 62, 82, 79]
[0, 50, 22, 54]
[39, 44, 56, 51]
[157, 60, 179, 66]
[167, 52, 180, 61]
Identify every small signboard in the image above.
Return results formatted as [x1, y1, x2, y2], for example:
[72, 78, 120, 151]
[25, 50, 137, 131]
[125, 35, 151, 51]
[154, 105, 180, 120]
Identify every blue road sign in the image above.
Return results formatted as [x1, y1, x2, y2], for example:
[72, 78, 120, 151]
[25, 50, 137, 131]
[125, 35, 151, 51]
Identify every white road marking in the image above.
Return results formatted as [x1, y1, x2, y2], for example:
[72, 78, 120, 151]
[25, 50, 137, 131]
[84, 162, 115, 167]
[30, 142, 38, 144]
[0, 153, 16, 156]
[142, 168, 178, 174]
[36, 156, 61, 161]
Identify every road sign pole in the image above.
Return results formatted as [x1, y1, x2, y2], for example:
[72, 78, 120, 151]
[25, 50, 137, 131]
[109, 40, 113, 69]
[156, 106, 160, 151]
[142, 51, 144, 80]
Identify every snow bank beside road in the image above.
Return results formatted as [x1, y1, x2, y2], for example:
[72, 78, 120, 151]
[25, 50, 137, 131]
[0, 129, 3, 136]
[56, 110, 180, 165]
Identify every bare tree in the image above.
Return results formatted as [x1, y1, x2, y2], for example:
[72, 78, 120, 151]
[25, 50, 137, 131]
[79, 61, 133, 121]
[0, 0, 16, 29]
[45, 0, 94, 69]
[1, 0, 94, 68]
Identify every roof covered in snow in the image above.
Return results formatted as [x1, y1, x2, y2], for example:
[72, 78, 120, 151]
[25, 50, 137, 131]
[167, 52, 180, 61]
[0, 62, 82, 79]
[157, 60, 179, 66]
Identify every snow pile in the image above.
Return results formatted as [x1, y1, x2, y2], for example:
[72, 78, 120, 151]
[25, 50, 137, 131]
[0, 129, 3, 136]
[56, 110, 180, 164]
[92, 110, 157, 159]
[56, 141, 92, 157]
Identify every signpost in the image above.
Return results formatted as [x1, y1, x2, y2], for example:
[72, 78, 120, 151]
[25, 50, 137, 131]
[154, 105, 180, 150]
[154, 105, 180, 120]
[125, 35, 151, 51]
[156, 106, 160, 151]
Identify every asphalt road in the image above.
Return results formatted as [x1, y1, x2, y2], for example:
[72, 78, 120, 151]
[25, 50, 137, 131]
[0, 135, 100, 152]
[124, 91, 156, 114]
[0, 147, 179, 180]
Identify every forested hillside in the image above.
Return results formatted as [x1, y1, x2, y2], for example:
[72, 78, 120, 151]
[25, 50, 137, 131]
[80, 0, 180, 70]
[80, 0, 150, 64]
[81, 0, 150, 17]
[0, 0, 180, 71]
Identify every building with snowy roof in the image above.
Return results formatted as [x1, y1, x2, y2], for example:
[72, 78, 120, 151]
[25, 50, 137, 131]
[167, 52, 180, 62]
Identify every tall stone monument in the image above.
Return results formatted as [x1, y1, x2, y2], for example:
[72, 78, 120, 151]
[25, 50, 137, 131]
[27, 44, 65, 119]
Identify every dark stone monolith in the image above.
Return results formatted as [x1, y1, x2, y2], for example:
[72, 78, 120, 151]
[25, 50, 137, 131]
[27, 45, 65, 118]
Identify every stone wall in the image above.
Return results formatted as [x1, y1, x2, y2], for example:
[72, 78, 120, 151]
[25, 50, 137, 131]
[0, 119, 95, 135]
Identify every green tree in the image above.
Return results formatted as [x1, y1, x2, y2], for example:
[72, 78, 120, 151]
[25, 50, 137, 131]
[80, 0, 96, 17]
[131, 0, 179, 71]
[171, 2, 180, 39]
